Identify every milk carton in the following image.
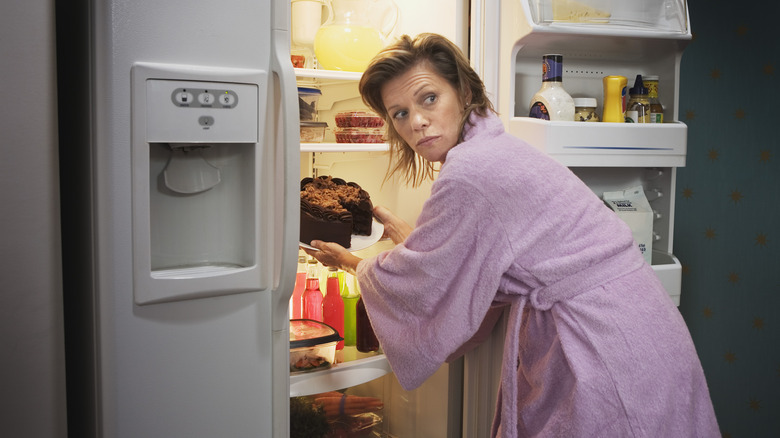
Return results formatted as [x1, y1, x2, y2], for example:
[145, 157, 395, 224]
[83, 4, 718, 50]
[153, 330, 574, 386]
[603, 186, 653, 264]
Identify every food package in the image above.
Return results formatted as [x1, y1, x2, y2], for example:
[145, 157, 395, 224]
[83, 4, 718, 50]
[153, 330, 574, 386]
[334, 127, 385, 144]
[335, 111, 384, 128]
[603, 185, 653, 265]
[300, 121, 328, 143]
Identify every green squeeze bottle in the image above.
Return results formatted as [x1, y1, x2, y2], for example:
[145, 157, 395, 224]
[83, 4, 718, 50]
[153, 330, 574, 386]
[340, 271, 359, 346]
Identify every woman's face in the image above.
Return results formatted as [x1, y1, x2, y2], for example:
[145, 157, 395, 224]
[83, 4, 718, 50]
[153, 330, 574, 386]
[381, 62, 469, 163]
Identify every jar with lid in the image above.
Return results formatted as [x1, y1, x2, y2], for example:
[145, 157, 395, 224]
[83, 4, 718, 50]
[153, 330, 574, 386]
[573, 98, 599, 122]
[642, 75, 664, 123]
[625, 75, 650, 123]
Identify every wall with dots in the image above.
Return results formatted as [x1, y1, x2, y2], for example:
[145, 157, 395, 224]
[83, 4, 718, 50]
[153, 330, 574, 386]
[676, 0, 779, 436]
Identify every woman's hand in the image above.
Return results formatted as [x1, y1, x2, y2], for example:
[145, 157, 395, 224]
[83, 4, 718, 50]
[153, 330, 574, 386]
[373, 205, 413, 245]
[301, 241, 362, 276]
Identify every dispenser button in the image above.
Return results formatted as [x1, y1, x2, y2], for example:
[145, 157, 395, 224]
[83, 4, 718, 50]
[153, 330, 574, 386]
[198, 92, 215, 106]
[175, 91, 194, 105]
[219, 92, 236, 107]
[198, 115, 215, 128]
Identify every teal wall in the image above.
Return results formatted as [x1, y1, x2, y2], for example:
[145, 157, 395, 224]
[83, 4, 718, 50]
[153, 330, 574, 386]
[677, 1, 779, 436]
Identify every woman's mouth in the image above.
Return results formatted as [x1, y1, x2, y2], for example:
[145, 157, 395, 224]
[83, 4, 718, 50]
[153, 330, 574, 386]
[416, 136, 438, 147]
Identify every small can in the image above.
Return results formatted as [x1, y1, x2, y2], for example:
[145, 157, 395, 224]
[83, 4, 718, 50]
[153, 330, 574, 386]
[573, 98, 599, 122]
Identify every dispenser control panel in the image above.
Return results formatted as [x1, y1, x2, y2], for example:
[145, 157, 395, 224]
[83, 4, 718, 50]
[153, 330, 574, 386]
[146, 79, 258, 144]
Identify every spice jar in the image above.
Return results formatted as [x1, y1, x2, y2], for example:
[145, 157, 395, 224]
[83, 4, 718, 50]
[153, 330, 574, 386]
[573, 98, 599, 122]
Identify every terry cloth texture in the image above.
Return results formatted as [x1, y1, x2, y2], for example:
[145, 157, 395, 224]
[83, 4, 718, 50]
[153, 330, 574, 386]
[357, 112, 719, 437]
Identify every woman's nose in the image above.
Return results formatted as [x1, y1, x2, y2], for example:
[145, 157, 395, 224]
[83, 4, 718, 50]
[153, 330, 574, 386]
[411, 111, 429, 130]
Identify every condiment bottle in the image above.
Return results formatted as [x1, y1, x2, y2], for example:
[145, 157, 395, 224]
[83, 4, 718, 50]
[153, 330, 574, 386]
[573, 98, 599, 122]
[340, 271, 359, 346]
[290, 254, 306, 319]
[602, 75, 628, 123]
[643, 75, 664, 123]
[529, 54, 575, 121]
[302, 258, 323, 321]
[322, 267, 345, 350]
[625, 75, 650, 123]
[355, 283, 379, 353]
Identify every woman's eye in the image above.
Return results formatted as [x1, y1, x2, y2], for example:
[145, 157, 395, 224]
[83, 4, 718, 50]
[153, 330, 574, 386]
[392, 110, 408, 120]
[424, 94, 436, 104]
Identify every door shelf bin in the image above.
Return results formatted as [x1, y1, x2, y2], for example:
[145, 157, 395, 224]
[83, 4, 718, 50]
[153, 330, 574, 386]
[508, 117, 687, 167]
[651, 250, 682, 306]
[290, 348, 391, 397]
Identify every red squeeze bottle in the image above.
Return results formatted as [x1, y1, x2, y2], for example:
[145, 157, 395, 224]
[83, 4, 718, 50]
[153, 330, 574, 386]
[356, 295, 379, 352]
[323, 273, 345, 350]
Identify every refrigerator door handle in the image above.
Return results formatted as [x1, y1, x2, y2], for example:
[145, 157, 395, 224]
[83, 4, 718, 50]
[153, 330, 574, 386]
[270, 26, 300, 331]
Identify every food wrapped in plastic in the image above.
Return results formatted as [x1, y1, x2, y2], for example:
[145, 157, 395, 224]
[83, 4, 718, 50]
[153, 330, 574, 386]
[326, 412, 383, 438]
[290, 319, 343, 373]
[334, 127, 385, 144]
[335, 111, 385, 128]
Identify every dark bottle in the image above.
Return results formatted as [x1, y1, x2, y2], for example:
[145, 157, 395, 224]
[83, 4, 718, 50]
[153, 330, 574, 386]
[356, 296, 379, 352]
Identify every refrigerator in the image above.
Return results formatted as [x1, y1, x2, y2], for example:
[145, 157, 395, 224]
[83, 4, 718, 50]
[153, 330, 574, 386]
[57, 0, 300, 437]
[1, 0, 690, 437]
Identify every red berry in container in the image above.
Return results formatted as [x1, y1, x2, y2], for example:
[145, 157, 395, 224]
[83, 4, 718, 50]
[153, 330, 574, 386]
[335, 111, 384, 128]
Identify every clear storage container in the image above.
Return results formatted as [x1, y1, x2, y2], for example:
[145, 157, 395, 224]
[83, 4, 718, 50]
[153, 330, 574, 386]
[527, 0, 688, 33]
[290, 319, 343, 374]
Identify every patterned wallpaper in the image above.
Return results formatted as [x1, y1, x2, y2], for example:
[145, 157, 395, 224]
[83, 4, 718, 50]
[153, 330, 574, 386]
[676, 0, 779, 436]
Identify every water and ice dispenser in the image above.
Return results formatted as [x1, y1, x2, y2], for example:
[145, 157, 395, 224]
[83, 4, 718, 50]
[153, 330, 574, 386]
[131, 63, 270, 305]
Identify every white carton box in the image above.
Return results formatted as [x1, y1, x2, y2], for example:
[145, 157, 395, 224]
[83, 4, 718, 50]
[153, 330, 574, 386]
[603, 185, 653, 264]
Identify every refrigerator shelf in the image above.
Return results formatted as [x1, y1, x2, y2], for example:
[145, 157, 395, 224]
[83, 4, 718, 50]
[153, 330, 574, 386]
[294, 68, 363, 83]
[290, 347, 391, 397]
[508, 117, 687, 167]
[300, 142, 390, 153]
[651, 250, 682, 306]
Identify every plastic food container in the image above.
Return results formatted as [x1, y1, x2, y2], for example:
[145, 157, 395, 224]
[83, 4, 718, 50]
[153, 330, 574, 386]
[298, 87, 322, 121]
[300, 121, 328, 143]
[290, 319, 343, 374]
[335, 111, 384, 128]
[334, 127, 385, 144]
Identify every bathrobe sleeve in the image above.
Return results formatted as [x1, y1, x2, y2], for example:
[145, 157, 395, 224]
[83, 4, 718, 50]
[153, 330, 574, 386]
[356, 177, 513, 390]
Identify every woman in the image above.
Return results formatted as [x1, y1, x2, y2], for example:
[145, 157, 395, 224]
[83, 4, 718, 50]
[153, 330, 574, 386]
[303, 33, 719, 437]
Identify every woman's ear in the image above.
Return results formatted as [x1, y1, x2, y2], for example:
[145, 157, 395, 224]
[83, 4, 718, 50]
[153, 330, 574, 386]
[464, 86, 473, 108]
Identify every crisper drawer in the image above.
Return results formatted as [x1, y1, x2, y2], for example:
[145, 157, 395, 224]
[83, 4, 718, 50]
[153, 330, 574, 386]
[508, 117, 687, 167]
[652, 250, 682, 306]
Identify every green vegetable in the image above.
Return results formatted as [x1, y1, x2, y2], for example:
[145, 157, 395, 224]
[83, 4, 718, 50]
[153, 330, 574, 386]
[290, 396, 329, 438]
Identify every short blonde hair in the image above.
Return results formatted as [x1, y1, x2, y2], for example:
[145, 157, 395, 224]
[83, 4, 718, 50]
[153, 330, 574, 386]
[359, 33, 495, 187]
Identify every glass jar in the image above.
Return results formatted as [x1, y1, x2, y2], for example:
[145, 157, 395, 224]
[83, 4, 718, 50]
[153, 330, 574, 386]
[573, 98, 599, 122]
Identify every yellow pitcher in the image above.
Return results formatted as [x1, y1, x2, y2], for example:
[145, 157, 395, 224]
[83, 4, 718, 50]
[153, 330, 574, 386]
[314, 0, 399, 72]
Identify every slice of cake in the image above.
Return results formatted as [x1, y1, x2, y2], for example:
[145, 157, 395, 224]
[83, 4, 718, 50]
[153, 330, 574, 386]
[300, 176, 373, 248]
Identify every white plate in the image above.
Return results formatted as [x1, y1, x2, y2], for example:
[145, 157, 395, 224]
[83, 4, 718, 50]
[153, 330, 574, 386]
[299, 219, 384, 252]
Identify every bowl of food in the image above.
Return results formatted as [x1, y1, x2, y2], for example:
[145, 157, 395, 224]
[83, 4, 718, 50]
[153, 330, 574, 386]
[290, 319, 343, 374]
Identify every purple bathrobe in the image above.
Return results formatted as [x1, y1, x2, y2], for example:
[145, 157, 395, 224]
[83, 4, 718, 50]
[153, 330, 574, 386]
[356, 113, 719, 437]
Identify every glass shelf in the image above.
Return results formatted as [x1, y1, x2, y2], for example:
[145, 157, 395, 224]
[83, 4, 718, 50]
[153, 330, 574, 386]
[300, 142, 389, 153]
[294, 68, 363, 83]
[290, 347, 392, 397]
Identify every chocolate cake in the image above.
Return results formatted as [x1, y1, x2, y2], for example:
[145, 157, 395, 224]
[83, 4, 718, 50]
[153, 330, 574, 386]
[300, 176, 373, 248]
